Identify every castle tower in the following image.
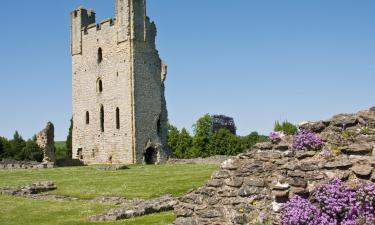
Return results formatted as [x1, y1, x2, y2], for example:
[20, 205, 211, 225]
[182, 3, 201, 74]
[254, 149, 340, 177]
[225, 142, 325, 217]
[70, 0, 169, 165]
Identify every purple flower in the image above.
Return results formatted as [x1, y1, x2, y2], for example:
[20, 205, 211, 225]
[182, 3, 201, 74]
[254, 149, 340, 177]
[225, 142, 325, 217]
[292, 131, 323, 151]
[269, 132, 282, 143]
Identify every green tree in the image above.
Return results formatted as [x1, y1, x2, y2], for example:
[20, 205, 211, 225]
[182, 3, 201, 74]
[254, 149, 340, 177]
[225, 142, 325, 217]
[167, 123, 180, 155]
[66, 118, 73, 158]
[208, 129, 240, 155]
[6, 131, 26, 159]
[191, 114, 213, 157]
[17, 140, 43, 162]
[0, 138, 3, 160]
[175, 128, 192, 158]
[274, 120, 298, 135]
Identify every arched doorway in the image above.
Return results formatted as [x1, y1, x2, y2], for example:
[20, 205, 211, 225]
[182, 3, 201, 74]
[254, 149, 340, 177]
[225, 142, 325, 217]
[144, 147, 158, 164]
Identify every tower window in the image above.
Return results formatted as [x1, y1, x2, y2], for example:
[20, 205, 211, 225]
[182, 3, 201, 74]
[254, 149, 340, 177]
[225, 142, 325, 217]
[98, 48, 103, 63]
[98, 79, 103, 93]
[86, 111, 90, 124]
[116, 108, 120, 129]
[100, 105, 104, 132]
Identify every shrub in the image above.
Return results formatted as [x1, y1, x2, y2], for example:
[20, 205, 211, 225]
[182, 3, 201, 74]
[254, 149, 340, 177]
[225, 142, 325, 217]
[17, 140, 43, 162]
[274, 121, 298, 135]
[66, 118, 73, 158]
[281, 179, 375, 225]
[292, 131, 323, 151]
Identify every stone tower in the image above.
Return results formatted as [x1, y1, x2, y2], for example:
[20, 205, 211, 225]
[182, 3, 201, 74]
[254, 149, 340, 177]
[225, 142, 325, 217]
[70, 0, 169, 165]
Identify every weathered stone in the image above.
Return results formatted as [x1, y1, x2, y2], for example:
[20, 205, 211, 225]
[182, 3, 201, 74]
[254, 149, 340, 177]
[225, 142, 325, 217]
[197, 208, 222, 218]
[224, 177, 243, 187]
[221, 159, 238, 170]
[272, 190, 289, 198]
[254, 142, 273, 150]
[331, 114, 358, 127]
[244, 178, 265, 187]
[299, 121, 327, 133]
[289, 187, 308, 197]
[272, 182, 290, 190]
[213, 170, 231, 179]
[352, 164, 373, 177]
[71, 1, 169, 165]
[342, 143, 373, 155]
[239, 186, 261, 197]
[324, 159, 353, 169]
[207, 179, 223, 188]
[295, 151, 316, 160]
[36, 122, 56, 163]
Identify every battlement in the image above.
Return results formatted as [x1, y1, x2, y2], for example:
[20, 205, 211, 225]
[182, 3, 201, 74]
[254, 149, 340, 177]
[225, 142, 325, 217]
[70, 7, 96, 28]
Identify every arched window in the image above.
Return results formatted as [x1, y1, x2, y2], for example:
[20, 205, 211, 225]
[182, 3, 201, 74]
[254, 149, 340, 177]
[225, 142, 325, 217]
[86, 111, 90, 124]
[98, 79, 103, 93]
[98, 48, 103, 63]
[116, 108, 120, 129]
[100, 105, 104, 132]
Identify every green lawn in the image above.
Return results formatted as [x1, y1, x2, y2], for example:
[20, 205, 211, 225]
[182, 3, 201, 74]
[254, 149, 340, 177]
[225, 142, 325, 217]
[0, 195, 175, 225]
[0, 164, 217, 225]
[0, 164, 218, 199]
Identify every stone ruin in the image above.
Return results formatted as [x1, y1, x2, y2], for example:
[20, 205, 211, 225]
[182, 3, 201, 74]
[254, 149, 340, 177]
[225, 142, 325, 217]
[213, 115, 237, 135]
[173, 107, 375, 225]
[36, 122, 56, 163]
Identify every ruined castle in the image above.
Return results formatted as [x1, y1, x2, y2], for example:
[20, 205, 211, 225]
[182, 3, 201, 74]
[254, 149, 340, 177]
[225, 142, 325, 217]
[70, 0, 169, 165]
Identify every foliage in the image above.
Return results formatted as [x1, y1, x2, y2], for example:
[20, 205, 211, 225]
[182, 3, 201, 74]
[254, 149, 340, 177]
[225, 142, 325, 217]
[167, 114, 267, 158]
[361, 127, 370, 135]
[0, 138, 3, 160]
[0, 164, 217, 199]
[292, 131, 323, 151]
[66, 118, 73, 158]
[274, 120, 298, 135]
[191, 114, 213, 158]
[17, 140, 43, 162]
[208, 129, 240, 155]
[281, 178, 375, 225]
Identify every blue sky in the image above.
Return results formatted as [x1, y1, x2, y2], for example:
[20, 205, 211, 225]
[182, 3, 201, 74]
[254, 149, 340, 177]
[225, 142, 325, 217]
[1, 0, 374, 140]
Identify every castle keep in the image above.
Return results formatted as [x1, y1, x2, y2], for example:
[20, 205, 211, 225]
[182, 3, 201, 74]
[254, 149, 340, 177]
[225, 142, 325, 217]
[70, 0, 169, 164]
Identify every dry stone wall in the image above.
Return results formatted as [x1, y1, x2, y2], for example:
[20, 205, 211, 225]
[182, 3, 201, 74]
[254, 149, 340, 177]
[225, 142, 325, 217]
[173, 107, 375, 225]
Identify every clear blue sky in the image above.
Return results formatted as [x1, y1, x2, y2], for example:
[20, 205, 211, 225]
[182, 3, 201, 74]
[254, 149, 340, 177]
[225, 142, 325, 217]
[1, 0, 374, 140]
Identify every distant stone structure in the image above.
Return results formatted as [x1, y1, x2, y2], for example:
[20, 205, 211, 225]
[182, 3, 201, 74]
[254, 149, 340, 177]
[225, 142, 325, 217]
[212, 115, 237, 135]
[36, 122, 56, 163]
[70, 0, 169, 165]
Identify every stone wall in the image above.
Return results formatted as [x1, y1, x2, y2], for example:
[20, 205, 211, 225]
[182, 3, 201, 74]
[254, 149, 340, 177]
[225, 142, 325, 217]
[36, 122, 56, 162]
[71, 0, 169, 165]
[173, 107, 375, 225]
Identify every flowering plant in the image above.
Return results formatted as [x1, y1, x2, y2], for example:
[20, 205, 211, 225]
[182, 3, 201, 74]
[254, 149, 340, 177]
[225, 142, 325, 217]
[281, 179, 375, 225]
[269, 132, 283, 143]
[292, 131, 323, 151]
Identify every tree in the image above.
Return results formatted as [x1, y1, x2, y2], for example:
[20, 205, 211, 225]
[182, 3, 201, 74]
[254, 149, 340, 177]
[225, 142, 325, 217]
[274, 120, 298, 135]
[17, 140, 43, 162]
[66, 118, 73, 158]
[167, 123, 180, 156]
[6, 131, 26, 159]
[191, 114, 213, 157]
[175, 128, 192, 158]
[0, 138, 3, 160]
[208, 129, 240, 155]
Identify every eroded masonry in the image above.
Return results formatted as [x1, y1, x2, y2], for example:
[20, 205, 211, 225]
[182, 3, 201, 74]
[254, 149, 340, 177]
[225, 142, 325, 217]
[70, 0, 169, 165]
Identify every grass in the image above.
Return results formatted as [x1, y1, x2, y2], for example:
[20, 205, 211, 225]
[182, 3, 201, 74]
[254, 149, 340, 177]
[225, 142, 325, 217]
[0, 164, 218, 199]
[0, 195, 175, 225]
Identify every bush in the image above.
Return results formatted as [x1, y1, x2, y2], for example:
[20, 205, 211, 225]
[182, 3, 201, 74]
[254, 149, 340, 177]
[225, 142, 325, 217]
[66, 118, 73, 158]
[192, 114, 213, 157]
[281, 179, 375, 225]
[208, 129, 240, 155]
[274, 121, 298, 135]
[292, 131, 323, 151]
[0, 138, 3, 160]
[17, 140, 43, 162]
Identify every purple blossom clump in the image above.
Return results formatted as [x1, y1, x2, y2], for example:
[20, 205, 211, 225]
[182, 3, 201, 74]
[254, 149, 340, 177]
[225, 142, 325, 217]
[292, 131, 323, 151]
[269, 132, 282, 143]
[282, 179, 375, 225]
[281, 196, 330, 225]
[313, 178, 354, 223]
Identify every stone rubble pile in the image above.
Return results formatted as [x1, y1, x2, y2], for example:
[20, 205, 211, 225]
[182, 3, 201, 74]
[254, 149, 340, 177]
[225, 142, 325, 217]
[0, 181, 56, 196]
[0, 160, 55, 170]
[173, 107, 375, 225]
[89, 195, 177, 221]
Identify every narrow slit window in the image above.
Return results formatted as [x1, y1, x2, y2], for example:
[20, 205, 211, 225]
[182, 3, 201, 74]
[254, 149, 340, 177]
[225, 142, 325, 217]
[98, 48, 103, 63]
[98, 79, 103, 93]
[116, 108, 120, 129]
[100, 105, 104, 132]
[86, 111, 90, 124]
